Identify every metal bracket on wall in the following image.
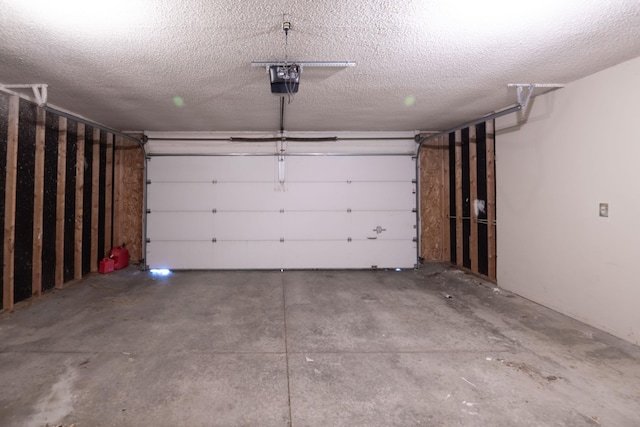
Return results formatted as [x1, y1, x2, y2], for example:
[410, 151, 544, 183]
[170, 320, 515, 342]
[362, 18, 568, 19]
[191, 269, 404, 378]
[507, 83, 565, 110]
[413, 81, 565, 270]
[415, 82, 566, 146]
[0, 83, 48, 105]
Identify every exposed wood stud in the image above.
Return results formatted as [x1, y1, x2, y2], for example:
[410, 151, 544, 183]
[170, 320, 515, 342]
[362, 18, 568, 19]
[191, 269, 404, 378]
[424, 121, 493, 278]
[486, 120, 497, 280]
[441, 135, 451, 262]
[115, 136, 144, 261]
[3, 96, 19, 310]
[469, 125, 479, 273]
[90, 127, 100, 272]
[419, 133, 446, 261]
[55, 117, 67, 288]
[454, 130, 463, 267]
[104, 133, 113, 255]
[112, 136, 123, 247]
[31, 107, 45, 297]
[74, 123, 85, 280]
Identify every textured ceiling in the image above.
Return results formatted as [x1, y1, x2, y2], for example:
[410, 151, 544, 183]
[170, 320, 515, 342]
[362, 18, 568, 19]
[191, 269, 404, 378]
[1, 0, 640, 133]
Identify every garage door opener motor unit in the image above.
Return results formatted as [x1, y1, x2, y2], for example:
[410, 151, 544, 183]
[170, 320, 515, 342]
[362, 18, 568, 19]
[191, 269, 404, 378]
[269, 64, 300, 94]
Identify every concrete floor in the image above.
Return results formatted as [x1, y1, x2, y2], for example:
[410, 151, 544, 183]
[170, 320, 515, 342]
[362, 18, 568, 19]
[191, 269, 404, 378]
[0, 264, 639, 427]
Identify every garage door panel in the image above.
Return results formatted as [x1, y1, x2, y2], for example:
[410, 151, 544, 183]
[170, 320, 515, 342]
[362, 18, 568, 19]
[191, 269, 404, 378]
[349, 240, 416, 269]
[282, 211, 350, 240]
[149, 156, 278, 182]
[213, 212, 282, 240]
[286, 156, 415, 181]
[148, 183, 214, 211]
[286, 157, 353, 181]
[148, 157, 216, 182]
[282, 241, 353, 269]
[280, 182, 414, 211]
[210, 157, 279, 182]
[350, 211, 416, 239]
[212, 183, 285, 211]
[347, 182, 415, 210]
[148, 212, 214, 241]
[147, 241, 214, 269]
[280, 211, 416, 240]
[146, 154, 417, 269]
[212, 241, 283, 269]
[280, 182, 352, 210]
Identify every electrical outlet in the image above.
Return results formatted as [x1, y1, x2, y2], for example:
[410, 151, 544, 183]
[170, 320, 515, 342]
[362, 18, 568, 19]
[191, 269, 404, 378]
[599, 203, 609, 217]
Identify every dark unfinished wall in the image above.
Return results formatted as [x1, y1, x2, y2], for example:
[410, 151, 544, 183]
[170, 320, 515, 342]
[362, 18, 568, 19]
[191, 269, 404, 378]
[419, 120, 497, 280]
[1, 93, 143, 311]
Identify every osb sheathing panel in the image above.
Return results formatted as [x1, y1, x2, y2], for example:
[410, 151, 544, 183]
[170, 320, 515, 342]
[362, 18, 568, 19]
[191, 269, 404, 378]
[114, 136, 144, 262]
[419, 135, 447, 261]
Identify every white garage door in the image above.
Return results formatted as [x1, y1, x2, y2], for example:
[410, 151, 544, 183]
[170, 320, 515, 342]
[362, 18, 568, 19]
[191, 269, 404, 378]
[144, 132, 417, 270]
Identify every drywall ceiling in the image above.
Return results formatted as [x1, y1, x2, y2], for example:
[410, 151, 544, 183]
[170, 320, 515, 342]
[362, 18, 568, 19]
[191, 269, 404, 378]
[1, 0, 639, 133]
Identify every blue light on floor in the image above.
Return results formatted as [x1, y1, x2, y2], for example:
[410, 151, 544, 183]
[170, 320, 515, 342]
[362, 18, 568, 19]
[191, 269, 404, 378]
[395, 268, 402, 272]
[150, 268, 171, 276]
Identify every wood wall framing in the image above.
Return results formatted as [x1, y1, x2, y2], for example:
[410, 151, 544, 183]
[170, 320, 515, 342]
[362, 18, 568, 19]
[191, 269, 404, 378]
[0, 95, 8, 308]
[113, 136, 144, 261]
[2, 96, 18, 308]
[31, 107, 45, 297]
[0, 93, 143, 311]
[43, 111, 60, 291]
[2, 87, 494, 311]
[418, 134, 447, 261]
[75, 122, 85, 281]
[91, 127, 100, 273]
[454, 130, 463, 267]
[419, 120, 497, 280]
[55, 117, 67, 288]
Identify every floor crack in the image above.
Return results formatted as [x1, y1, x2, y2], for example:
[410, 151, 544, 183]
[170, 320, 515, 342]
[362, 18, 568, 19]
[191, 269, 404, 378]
[282, 273, 293, 426]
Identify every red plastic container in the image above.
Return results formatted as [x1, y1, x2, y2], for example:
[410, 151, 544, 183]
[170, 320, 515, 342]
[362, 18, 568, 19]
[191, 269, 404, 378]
[99, 258, 115, 274]
[109, 245, 130, 270]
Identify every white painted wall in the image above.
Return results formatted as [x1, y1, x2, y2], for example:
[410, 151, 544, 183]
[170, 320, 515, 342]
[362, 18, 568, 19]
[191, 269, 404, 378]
[495, 56, 640, 345]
